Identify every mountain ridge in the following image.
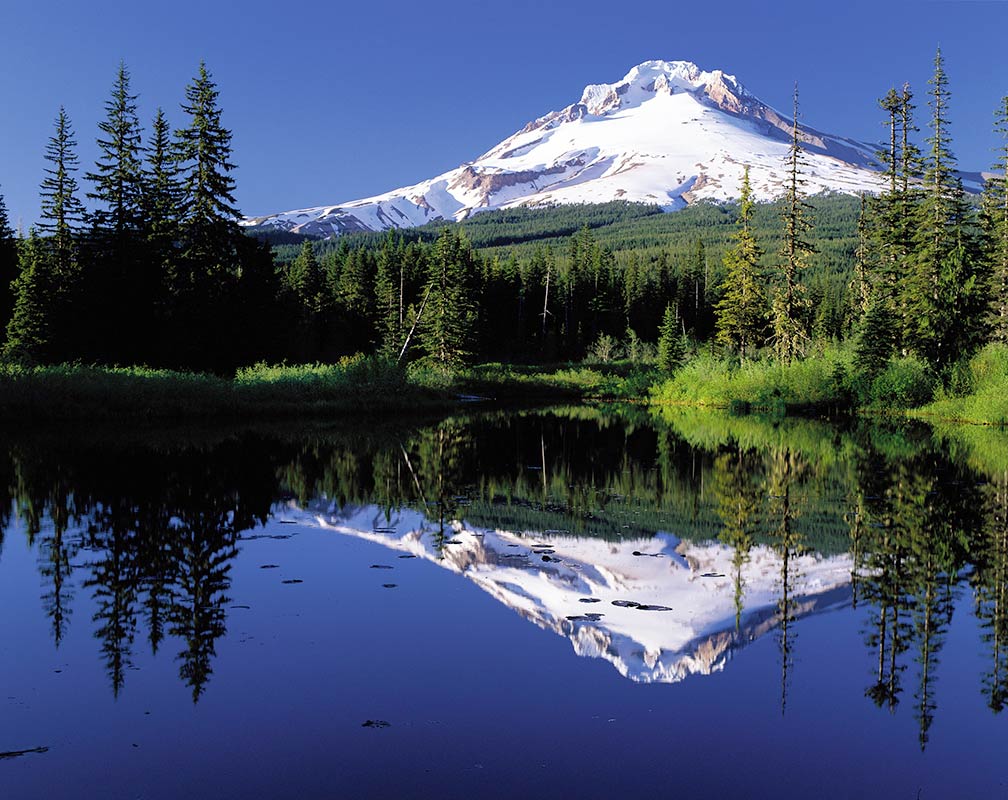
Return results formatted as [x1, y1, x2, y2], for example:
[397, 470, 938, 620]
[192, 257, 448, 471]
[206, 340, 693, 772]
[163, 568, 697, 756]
[242, 59, 959, 238]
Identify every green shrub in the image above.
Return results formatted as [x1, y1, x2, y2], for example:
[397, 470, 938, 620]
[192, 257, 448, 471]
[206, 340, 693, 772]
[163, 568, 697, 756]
[868, 357, 936, 408]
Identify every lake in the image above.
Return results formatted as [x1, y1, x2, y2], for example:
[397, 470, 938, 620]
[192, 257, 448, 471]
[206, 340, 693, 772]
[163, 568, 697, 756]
[1, 407, 1006, 798]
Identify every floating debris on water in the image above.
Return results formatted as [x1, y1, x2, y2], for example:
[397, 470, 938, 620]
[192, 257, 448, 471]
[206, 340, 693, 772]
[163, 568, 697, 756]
[0, 746, 49, 760]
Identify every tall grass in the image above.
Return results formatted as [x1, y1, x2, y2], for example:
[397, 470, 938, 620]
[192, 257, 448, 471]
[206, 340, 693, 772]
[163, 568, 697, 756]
[915, 343, 1008, 426]
[0, 356, 453, 421]
[649, 347, 854, 413]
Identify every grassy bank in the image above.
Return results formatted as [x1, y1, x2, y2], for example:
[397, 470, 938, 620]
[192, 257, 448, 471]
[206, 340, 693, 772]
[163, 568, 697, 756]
[649, 344, 941, 417]
[0, 356, 652, 421]
[911, 344, 1008, 427]
[6, 343, 1008, 425]
[0, 357, 455, 420]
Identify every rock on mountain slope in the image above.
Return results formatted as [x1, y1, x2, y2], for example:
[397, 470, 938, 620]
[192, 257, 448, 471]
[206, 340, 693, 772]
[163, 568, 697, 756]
[244, 59, 890, 237]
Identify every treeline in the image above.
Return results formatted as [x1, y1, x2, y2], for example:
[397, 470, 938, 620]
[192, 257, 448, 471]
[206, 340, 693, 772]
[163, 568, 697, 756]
[0, 63, 282, 372]
[712, 49, 1008, 379]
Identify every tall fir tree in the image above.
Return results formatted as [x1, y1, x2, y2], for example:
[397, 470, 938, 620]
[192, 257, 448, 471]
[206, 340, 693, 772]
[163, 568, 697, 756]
[4, 230, 55, 361]
[656, 304, 685, 373]
[142, 108, 183, 293]
[873, 88, 903, 310]
[419, 229, 476, 370]
[287, 239, 325, 312]
[772, 84, 814, 364]
[0, 189, 17, 341]
[174, 61, 241, 285]
[984, 96, 1008, 341]
[374, 231, 405, 357]
[904, 48, 985, 367]
[39, 106, 85, 282]
[86, 62, 144, 241]
[85, 62, 147, 362]
[715, 165, 766, 361]
[854, 289, 897, 379]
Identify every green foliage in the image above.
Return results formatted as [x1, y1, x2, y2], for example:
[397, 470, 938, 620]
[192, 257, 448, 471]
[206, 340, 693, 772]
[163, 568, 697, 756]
[656, 305, 685, 373]
[175, 60, 242, 289]
[650, 347, 854, 412]
[0, 355, 451, 420]
[0, 189, 17, 340]
[983, 96, 1008, 341]
[902, 50, 987, 368]
[286, 240, 326, 311]
[853, 290, 897, 378]
[864, 356, 936, 408]
[917, 343, 1008, 424]
[772, 86, 815, 364]
[716, 166, 766, 360]
[4, 232, 57, 361]
[418, 229, 477, 370]
[85, 62, 144, 237]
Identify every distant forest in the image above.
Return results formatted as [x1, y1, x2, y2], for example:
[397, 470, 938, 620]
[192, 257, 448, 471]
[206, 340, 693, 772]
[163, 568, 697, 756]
[0, 49, 1005, 376]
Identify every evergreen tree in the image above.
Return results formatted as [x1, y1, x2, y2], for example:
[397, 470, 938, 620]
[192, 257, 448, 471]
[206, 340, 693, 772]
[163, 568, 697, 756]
[715, 165, 766, 361]
[86, 62, 144, 241]
[854, 289, 897, 379]
[904, 49, 985, 368]
[287, 239, 325, 312]
[418, 229, 476, 370]
[686, 236, 707, 333]
[0, 189, 17, 340]
[374, 232, 404, 356]
[772, 84, 814, 364]
[85, 63, 148, 362]
[39, 106, 85, 280]
[656, 304, 685, 373]
[142, 108, 183, 297]
[4, 230, 55, 361]
[174, 61, 240, 283]
[143, 107, 183, 251]
[851, 192, 872, 322]
[984, 96, 1008, 341]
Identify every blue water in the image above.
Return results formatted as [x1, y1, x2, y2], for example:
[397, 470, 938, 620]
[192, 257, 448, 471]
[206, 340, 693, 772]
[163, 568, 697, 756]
[0, 410, 1006, 798]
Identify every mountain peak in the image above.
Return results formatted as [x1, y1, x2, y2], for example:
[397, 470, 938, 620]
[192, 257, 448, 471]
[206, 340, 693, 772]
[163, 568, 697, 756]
[243, 60, 895, 237]
[577, 59, 748, 115]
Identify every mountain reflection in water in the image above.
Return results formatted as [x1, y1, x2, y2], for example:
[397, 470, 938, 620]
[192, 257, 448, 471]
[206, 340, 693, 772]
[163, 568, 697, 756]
[295, 501, 853, 684]
[1, 406, 1007, 754]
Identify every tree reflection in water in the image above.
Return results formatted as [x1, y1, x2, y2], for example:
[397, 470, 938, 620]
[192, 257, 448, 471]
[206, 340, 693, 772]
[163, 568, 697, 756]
[0, 408, 1005, 749]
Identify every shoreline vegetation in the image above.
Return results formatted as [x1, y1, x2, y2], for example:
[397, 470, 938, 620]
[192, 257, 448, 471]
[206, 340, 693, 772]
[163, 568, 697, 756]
[3, 341, 1008, 425]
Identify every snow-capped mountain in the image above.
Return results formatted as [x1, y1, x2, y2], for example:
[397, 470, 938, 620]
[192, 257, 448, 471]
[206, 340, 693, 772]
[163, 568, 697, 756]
[277, 500, 853, 683]
[244, 59, 893, 238]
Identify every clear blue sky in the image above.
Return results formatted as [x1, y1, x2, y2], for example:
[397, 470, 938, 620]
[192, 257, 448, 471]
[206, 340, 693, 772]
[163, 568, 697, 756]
[1, 0, 1006, 227]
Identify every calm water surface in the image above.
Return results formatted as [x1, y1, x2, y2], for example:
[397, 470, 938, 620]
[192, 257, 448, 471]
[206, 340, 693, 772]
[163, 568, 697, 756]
[1, 408, 1006, 798]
